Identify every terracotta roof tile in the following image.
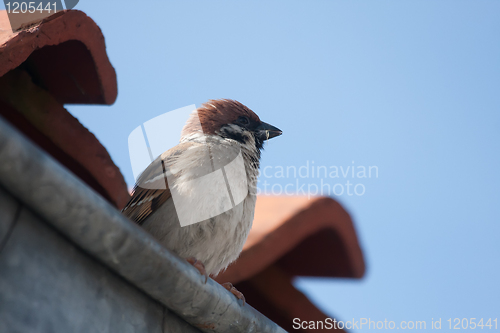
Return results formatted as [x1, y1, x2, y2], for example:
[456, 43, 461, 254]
[216, 196, 365, 284]
[216, 195, 365, 332]
[0, 10, 129, 208]
[0, 9, 116, 105]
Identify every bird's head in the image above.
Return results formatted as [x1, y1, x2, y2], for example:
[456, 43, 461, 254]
[181, 99, 282, 150]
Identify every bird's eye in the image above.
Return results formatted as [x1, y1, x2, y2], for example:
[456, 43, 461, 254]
[237, 116, 250, 126]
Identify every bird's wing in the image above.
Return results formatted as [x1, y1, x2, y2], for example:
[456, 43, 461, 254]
[122, 141, 197, 225]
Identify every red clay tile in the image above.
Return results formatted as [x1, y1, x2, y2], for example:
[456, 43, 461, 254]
[216, 196, 365, 284]
[215, 196, 365, 332]
[0, 10, 116, 105]
[0, 10, 129, 208]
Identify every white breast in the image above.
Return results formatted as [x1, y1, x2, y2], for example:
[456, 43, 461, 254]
[141, 135, 259, 276]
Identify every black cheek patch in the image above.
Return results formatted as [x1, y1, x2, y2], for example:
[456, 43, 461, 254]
[221, 127, 248, 144]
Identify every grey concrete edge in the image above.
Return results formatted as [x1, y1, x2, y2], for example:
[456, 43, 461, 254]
[0, 116, 287, 333]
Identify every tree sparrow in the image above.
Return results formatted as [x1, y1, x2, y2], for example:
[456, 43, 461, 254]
[122, 99, 282, 303]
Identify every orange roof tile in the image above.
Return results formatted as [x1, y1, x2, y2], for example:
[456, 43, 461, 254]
[0, 10, 129, 208]
[0, 10, 116, 105]
[216, 195, 365, 332]
[216, 196, 365, 284]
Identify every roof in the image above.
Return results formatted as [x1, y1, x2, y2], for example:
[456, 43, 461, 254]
[216, 196, 365, 332]
[0, 9, 116, 104]
[217, 196, 365, 284]
[0, 9, 129, 208]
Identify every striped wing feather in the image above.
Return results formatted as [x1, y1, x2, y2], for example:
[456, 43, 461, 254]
[121, 142, 196, 225]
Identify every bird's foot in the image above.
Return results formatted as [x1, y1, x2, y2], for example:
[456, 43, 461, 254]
[186, 257, 208, 284]
[221, 282, 245, 305]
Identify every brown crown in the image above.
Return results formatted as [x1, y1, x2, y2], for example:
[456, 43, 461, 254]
[181, 99, 261, 138]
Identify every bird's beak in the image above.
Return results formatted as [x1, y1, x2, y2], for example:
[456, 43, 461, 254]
[256, 121, 282, 141]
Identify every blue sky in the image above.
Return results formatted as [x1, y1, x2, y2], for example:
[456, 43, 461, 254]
[7, 0, 499, 330]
